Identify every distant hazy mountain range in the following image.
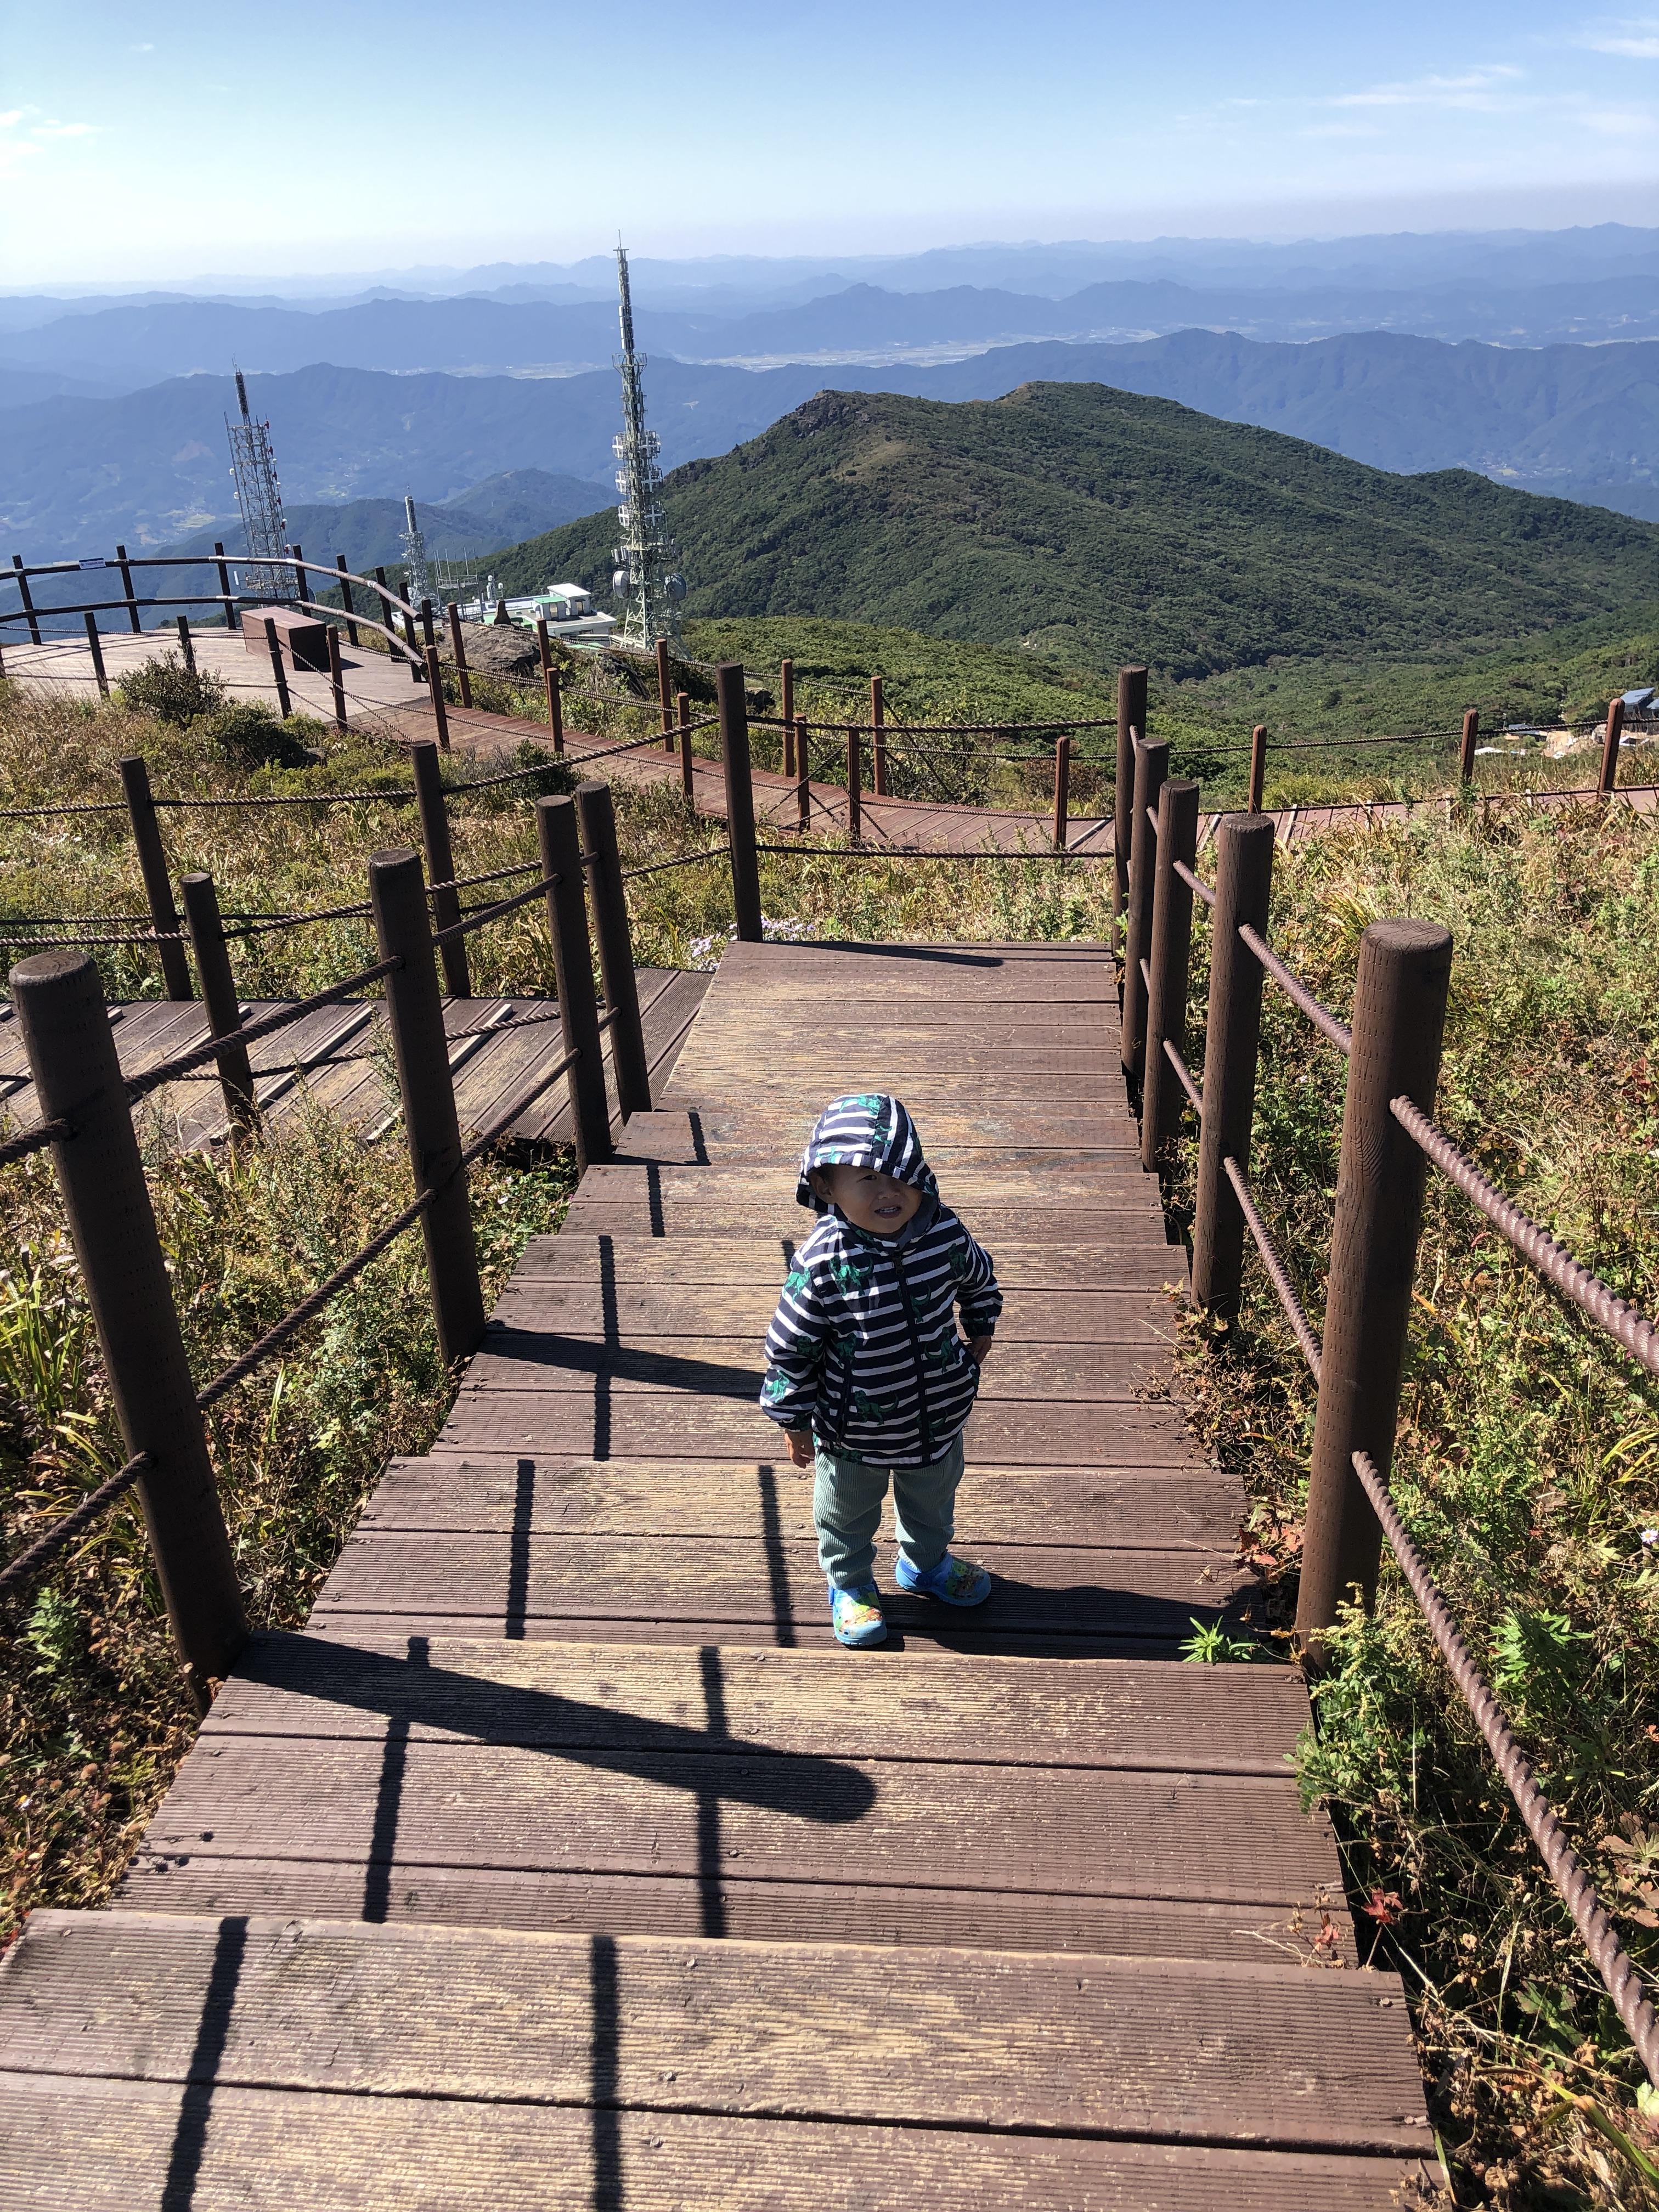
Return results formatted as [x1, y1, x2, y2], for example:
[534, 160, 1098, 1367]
[9, 326, 1659, 560]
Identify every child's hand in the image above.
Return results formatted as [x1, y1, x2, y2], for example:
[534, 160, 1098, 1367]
[967, 1335, 994, 1367]
[784, 1430, 815, 1468]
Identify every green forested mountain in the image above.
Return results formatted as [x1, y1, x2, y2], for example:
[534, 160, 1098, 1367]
[489, 383, 1659, 679]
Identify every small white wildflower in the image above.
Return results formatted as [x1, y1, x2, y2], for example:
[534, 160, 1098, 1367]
[1641, 1528, 1658, 1548]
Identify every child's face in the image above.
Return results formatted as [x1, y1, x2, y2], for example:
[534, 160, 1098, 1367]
[812, 1164, 922, 1238]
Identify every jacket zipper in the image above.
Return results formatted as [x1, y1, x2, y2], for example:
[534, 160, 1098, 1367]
[894, 1245, 933, 1459]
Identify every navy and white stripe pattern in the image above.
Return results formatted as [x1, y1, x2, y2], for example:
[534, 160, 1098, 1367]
[762, 1095, 1001, 1466]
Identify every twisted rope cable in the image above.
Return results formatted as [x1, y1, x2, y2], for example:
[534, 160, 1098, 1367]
[0, 1451, 152, 1602]
[430, 870, 557, 950]
[1173, 858, 1217, 909]
[1351, 1444, 1659, 2086]
[618, 848, 730, 884]
[1164, 1037, 1204, 1113]
[1391, 1096, 1659, 1381]
[0, 1118, 68, 1168]
[124, 957, 401, 1103]
[1222, 1154, 1325, 1380]
[1237, 923, 1354, 1054]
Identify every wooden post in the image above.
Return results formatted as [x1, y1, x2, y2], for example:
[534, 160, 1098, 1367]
[717, 664, 763, 943]
[401, 603, 422, 682]
[11, 949, 247, 1700]
[537, 794, 613, 1167]
[576, 779, 651, 1120]
[327, 623, 347, 732]
[1052, 734, 1071, 852]
[411, 740, 470, 997]
[1140, 777, 1200, 1170]
[373, 568, 402, 665]
[213, 541, 238, 631]
[262, 616, 292, 718]
[1248, 725, 1267, 814]
[424, 646, 450, 751]
[447, 602, 472, 708]
[368, 848, 486, 1367]
[176, 614, 195, 674]
[1191, 814, 1276, 1317]
[1120, 737, 1167, 1082]
[179, 872, 258, 1138]
[846, 724, 862, 843]
[678, 691, 695, 806]
[13, 555, 42, 645]
[1459, 708, 1479, 783]
[1600, 696, 1625, 796]
[292, 544, 311, 612]
[119, 755, 193, 1001]
[1297, 920, 1453, 1653]
[1113, 667, 1147, 954]
[657, 636, 674, 752]
[420, 597, 437, 654]
[115, 543, 141, 634]
[83, 611, 109, 700]
[781, 659, 794, 776]
[536, 618, 565, 754]
[871, 675, 887, 797]
[796, 719, 810, 833]
[336, 555, 359, 647]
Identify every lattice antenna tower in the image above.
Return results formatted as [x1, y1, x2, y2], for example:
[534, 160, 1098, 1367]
[225, 368, 295, 604]
[399, 493, 435, 613]
[610, 244, 685, 647]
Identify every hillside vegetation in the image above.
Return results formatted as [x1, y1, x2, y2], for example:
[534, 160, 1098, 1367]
[493, 383, 1659, 679]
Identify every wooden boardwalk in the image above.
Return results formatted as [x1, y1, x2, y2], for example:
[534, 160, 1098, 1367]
[0, 971, 707, 1154]
[0, 939, 1436, 2207]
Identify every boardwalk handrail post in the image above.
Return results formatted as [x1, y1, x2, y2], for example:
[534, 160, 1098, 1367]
[677, 691, 695, 808]
[294, 544, 312, 614]
[114, 544, 141, 634]
[537, 794, 614, 1167]
[846, 723, 862, 843]
[537, 618, 565, 755]
[13, 554, 42, 644]
[176, 614, 195, 674]
[446, 602, 472, 708]
[780, 658, 794, 776]
[369, 848, 487, 1365]
[83, 610, 109, 699]
[214, 541, 239, 631]
[1053, 733, 1071, 853]
[336, 554, 358, 647]
[1141, 777, 1200, 1169]
[424, 645, 451, 751]
[1191, 814, 1276, 1316]
[119, 754, 193, 1001]
[1600, 696, 1625, 797]
[411, 740, 470, 997]
[1459, 708, 1479, 783]
[1248, 725, 1267, 814]
[420, 597, 437, 654]
[1112, 666, 1146, 955]
[326, 623, 347, 732]
[1296, 919, 1453, 1655]
[263, 616, 292, 719]
[657, 637, 674, 752]
[1120, 736, 1167, 1082]
[179, 872, 259, 1138]
[716, 663, 763, 942]
[795, 718, 810, 833]
[576, 779, 651, 1120]
[12, 949, 248, 1701]
[871, 674, 887, 797]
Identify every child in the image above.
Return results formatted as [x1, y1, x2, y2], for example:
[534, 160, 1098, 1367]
[759, 1093, 1002, 1648]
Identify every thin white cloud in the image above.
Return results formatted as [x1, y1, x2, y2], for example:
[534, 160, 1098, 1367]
[130, 41, 154, 50]
[0, 109, 25, 127]
[1330, 65, 1527, 111]
[31, 121, 96, 139]
[1581, 18, 1659, 58]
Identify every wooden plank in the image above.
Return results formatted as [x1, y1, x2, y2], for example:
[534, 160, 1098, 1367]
[3, 1913, 1427, 2154]
[484, 1279, 1177, 1343]
[0, 2073, 1436, 2209]
[430, 1391, 1203, 1466]
[512, 1234, 1181, 1286]
[137, 1741, 1331, 1900]
[458, 1334, 1172, 1402]
[356, 1457, 1240, 1550]
[312, 1531, 1245, 1636]
[190, 1632, 1304, 1772]
[575, 1164, 1154, 1204]
[557, 1203, 1173, 1243]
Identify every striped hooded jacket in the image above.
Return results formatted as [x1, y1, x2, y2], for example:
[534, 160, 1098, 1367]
[759, 1094, 1002, 1466]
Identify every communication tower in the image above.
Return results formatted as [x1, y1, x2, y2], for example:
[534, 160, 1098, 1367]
[225, 368, 294, 603]
[610, 245, 686, 647]
[399, 493, 435, 613]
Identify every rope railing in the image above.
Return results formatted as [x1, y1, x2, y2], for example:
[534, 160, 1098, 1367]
[123, 956, 402, 1103]
[0, 1452, 151, 1602]
[430, 868, 558, 950]
[1221, 1154, 1325, 1380]
[1235, 922, 1354, 1053]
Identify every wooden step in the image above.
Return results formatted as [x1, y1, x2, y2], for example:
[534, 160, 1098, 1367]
[2, 1911, 1431, 2191]
[614, 1107, 1143, 1162]
[513, 1233, 1183, 1286]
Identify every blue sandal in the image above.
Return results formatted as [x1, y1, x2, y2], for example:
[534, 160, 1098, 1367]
[828, 1581, 887, 1647]
[894, 1553, 992, 1606]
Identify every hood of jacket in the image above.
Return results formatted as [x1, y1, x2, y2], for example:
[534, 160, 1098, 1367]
[795, 1093, 938, 1214]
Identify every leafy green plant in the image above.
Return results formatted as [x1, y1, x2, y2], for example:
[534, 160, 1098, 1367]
[114, 652, 225, 728]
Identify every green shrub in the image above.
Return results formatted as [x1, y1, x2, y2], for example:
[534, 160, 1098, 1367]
[198, 701, 320, 770]
[114, 653, 226, 728]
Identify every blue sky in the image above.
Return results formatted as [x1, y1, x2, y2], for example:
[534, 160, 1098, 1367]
[4, 0, 1659, 283]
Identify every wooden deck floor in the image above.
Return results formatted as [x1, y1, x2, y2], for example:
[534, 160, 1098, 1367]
[0, 939, 1436, 2207]
[0, 970, 708, 1154]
